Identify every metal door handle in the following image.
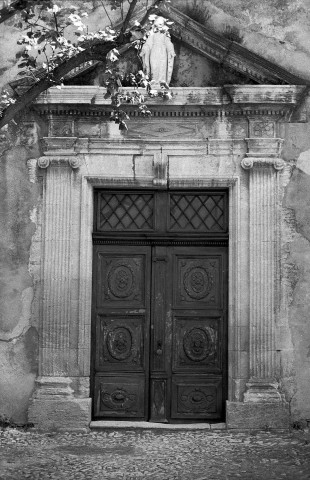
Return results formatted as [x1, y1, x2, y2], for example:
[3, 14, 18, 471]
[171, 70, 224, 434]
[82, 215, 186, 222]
[156, 341, 163, 356]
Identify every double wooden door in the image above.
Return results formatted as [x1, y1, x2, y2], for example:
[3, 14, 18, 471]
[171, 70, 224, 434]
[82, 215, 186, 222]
[92, 243, 227, 422]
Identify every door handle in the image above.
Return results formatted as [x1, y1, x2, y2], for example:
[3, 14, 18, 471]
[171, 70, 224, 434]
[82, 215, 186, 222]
[156, 341, 163, 356]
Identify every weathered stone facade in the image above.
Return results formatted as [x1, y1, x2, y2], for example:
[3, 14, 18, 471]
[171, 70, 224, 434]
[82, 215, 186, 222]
[1, 1, 310, 430]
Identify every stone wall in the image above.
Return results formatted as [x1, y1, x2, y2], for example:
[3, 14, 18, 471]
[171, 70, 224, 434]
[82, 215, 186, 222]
[0, 117, 45, 424]
[0, 0, 310, 427]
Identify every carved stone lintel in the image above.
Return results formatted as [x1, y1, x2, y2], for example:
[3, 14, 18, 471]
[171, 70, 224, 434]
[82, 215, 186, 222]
[241, 157, 285, 171]
[37, 156, 81, 169]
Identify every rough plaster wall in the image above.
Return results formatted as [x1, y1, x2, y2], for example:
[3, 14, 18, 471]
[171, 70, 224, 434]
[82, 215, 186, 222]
[0, 122, 42, 424]
[173, 0, 310, 81]
[279, 96, 310, 421]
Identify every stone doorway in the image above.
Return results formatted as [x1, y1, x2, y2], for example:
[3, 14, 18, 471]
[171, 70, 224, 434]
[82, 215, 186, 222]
[92, 190, 228, 422]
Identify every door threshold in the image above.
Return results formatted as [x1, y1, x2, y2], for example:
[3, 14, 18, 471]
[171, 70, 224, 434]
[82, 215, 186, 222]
[90, 421, 226, 430]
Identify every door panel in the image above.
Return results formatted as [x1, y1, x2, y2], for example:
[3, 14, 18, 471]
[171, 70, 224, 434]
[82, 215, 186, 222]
[172, 315, 222, 372]
[93, 245, 151, 420]
[166, 246, 227, 421]
[94, 376, 146, 418]
[171, 377, 223, 419]
[174, 255, 222, 308]
[96, 315, 145, 371]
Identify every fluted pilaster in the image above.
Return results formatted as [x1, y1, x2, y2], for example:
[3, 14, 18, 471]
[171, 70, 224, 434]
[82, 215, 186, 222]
[40, 159, 75, 375]
[242, 157, 283, 402]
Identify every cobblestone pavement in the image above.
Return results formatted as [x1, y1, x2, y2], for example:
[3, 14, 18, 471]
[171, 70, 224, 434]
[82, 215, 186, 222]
[0, 427, 310, 480]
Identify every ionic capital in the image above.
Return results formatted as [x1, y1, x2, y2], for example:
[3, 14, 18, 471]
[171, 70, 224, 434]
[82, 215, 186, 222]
[241, 157, 285, 171]
[37, 156, 81, 169]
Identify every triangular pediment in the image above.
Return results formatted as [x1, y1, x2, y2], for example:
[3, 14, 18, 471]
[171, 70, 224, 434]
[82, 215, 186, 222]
[64, 2, 308, 87]
[153, 3, 308, 86]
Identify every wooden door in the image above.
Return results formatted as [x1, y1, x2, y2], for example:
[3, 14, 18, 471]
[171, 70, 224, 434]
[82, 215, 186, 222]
[92, 189, 228, 422]
[92, 244, 227, 422]
[92, 245, 151, 419]
[150, 245, 227, 422]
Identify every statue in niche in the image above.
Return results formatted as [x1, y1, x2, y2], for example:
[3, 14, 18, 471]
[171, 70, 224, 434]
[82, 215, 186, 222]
[140, 16, 175, 86]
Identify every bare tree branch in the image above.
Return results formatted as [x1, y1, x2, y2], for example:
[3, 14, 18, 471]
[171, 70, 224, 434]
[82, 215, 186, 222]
[0, 40, 119, 129]
[120, 0, 139, 35]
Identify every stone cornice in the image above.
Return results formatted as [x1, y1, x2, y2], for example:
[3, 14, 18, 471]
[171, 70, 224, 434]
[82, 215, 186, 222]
[34, 85, 305, 108]
[155, 3, 309, 86]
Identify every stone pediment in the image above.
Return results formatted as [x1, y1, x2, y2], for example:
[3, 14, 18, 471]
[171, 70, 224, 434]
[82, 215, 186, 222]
[65, 2, 308, 87]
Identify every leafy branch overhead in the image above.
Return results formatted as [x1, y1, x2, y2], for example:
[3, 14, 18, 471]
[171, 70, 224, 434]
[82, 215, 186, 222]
[0, 0, 173, 131]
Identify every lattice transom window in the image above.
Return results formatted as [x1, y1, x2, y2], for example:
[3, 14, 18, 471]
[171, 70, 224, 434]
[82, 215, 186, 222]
[169, 193, 227, 232]
[97, 192, 154, 231]
[95, 191, 228, 234]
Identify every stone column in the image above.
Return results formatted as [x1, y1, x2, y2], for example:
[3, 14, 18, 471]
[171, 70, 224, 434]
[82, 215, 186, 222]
[28, 155, 91, 432]
[241, 154, 284, 402]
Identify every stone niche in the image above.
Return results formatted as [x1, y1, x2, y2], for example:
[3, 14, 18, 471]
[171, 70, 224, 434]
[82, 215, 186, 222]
[27, 84, 304, 431]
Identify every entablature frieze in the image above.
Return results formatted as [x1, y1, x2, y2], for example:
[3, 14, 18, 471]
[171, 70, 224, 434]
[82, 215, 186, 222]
[40, 136, 283, 158]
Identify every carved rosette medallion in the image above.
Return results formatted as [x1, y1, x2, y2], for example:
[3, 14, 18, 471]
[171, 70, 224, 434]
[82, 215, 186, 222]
[107, 262, 136, 299]
[100, 387, 136, 412]
[183, 327, 211, 362]
[252, 120, 275, 138]
[184, 267, 210, 300]
[107, 327, 133, 361]
[179, 387, 215, 413]
[183, 263, 214, 301]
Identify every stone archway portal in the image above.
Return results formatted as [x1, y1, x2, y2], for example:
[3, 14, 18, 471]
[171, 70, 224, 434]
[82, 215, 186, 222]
[92, 189, 228, 422]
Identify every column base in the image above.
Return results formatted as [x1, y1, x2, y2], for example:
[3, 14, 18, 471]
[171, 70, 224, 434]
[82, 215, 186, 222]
[243, 379, 283, 403]
[226, 401, 289, 430]
[28, 376, 92, 432]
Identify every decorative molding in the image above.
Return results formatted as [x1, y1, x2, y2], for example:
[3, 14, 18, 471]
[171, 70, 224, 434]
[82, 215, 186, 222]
[27, 158, 38, 182]
[245, 138, 284, 158]
[42, 136, 77, 152]
[241, 157, 285, 171]
[37, 157, 50, 169]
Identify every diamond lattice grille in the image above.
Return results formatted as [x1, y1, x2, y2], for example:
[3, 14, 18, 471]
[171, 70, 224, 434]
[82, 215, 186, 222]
[169, 194, 226, 232]
[98, 193, 154, 231]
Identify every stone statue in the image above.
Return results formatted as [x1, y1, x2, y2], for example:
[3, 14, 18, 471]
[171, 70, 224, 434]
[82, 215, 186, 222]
[140, 16, 175, 86]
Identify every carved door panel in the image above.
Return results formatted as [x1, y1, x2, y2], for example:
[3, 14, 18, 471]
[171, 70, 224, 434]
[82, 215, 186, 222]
[92, 245, 151, 419]
[150, 246, 227, 422]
